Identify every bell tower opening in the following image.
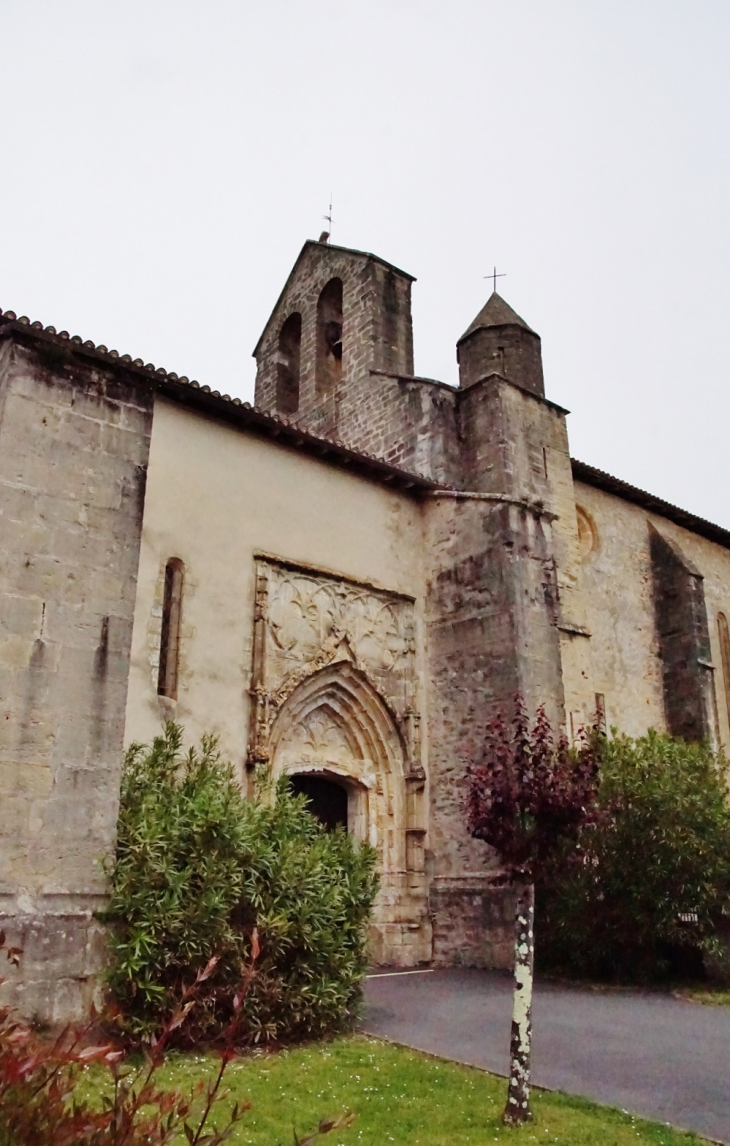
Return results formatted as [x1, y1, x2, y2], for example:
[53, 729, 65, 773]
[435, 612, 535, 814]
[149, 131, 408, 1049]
[276, 312, 302, 414]
[315, 277, 343, 394]
[289, 773, 348, 832]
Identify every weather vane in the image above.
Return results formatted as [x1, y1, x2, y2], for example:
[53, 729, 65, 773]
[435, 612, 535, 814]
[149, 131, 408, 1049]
[319, 194, 333, 243]
[484, 266, 506, 293]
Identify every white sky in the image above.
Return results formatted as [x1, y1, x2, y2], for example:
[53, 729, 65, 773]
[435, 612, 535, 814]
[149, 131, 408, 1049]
[2, 1, 729, 526]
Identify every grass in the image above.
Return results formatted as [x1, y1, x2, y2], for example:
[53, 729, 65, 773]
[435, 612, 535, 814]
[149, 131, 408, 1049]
[676, 986, 730, 1006]
[78, 1034, 710, 1145]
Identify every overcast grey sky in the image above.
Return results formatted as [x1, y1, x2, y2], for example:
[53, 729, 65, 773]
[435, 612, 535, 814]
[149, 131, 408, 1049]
[2, 1, 728, 525]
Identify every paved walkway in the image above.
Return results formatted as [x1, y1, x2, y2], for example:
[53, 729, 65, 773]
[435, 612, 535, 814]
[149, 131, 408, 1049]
[362, 969, 730, 1144]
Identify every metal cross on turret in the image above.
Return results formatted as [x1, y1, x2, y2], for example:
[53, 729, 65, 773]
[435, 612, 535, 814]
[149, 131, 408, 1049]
[484, 266, 506, 293]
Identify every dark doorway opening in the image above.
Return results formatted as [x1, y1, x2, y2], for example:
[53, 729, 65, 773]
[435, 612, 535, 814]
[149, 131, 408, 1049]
[289, 774, 348, 832]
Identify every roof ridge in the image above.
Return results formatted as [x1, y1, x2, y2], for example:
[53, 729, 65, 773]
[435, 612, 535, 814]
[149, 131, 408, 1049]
[306, 239, 415, 281]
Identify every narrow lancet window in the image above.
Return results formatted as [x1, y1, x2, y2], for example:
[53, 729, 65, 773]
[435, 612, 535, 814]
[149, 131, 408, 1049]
[315, 277, 343, 394]
[276, 312, 302, 414]
[158, 558, 184, 698]
[718, 612, 730, 724]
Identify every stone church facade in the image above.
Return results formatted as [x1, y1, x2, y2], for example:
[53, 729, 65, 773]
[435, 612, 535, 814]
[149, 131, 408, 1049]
[2, 238, 730, 1021]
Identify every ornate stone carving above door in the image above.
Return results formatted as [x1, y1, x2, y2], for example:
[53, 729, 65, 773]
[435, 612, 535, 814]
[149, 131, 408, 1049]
[247, 557, 421, 773]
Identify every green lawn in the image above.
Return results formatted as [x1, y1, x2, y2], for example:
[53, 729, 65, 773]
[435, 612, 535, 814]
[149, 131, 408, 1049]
[80, 1034, 710, 1146]
[677, 986, 730, 1006]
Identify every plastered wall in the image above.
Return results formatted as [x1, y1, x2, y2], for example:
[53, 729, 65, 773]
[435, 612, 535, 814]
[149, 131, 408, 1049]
[125, 398, 427, 762]
[125, 399, 433, 964]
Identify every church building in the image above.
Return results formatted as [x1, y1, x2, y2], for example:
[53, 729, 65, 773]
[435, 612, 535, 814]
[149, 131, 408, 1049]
[2, 237, 730, 1021]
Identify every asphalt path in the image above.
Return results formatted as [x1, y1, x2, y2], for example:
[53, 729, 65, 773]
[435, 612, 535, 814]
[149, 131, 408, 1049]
[362, 968, 730, 1143]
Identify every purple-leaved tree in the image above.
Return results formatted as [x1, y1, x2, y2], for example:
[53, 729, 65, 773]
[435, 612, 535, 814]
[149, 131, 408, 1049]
[467, 700, 600, 1125]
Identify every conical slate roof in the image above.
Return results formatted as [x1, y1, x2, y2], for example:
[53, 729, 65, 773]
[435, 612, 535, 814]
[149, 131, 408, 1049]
[458, 292, 536, 343]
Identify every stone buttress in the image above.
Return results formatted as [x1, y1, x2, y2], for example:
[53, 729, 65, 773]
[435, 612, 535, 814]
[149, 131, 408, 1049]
[0, 326, 153, 1021]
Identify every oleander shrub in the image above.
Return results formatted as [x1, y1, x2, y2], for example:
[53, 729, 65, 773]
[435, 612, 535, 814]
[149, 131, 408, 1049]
[537, 730, 730, 982]
[104, 723, 378, 1043]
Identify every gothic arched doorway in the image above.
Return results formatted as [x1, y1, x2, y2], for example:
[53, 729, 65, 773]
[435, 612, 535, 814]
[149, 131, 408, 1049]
[268, 661, 401, 861]
[288, 773, 348, 832]
[266, 659, 431, 966]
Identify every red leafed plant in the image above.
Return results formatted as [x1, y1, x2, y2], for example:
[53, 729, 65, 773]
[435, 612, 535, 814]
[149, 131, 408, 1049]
[467, 703, 601, 878]
[0, 930, 353, 1146]
[467, 700, 601, 1126]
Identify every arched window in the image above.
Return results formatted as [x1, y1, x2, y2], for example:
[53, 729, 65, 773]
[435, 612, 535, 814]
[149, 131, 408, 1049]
[158, 558, 184, 698]
[718, 612, 730, 722]
[315, 278, 343, 394]
[276, 312, 301, 415]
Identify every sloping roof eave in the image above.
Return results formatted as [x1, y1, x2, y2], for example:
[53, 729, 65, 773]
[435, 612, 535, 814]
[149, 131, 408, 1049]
[571, 458, 730, 552]
[0, 308, 443, 497]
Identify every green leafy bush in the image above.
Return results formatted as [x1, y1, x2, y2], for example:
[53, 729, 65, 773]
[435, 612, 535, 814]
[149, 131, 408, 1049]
[537, 730, 730, 981]
[104, 724, 378, 1043]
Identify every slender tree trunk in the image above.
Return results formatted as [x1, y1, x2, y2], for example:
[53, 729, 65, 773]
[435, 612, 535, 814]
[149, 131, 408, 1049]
[502, 880, 535, 1125]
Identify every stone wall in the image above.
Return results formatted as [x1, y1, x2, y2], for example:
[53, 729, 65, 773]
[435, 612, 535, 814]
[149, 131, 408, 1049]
[429, 882, 515, 968]
[421, 373, 576, 966]
[0, 334, 153, 1022]
[254, 241, 414, 445]
[572, 482, 730, 749]
[423, 492, 565, 965]
[457, 324, 544, 396]
[338, 373, 461, 482]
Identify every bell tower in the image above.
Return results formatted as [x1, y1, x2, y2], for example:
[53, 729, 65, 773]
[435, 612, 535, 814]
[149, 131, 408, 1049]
[253, 239, 414, 442]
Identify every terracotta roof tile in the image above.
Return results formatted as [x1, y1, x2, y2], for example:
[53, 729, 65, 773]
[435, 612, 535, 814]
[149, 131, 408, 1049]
[571, 459, 730, 552]
[0, 305, 445, 496]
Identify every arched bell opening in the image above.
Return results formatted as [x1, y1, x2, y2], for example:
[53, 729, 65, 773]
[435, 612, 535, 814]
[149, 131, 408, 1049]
[276, 312, 302, 415]
[315, 278, 343, 395]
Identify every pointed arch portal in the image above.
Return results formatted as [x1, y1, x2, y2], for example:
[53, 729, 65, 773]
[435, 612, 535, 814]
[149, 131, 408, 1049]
[249, 558, 432, 967]
[269, 660, 406, 871]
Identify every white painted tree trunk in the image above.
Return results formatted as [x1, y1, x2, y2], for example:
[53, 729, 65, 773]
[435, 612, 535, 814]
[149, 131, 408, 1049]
[503, 880, 535, 1125]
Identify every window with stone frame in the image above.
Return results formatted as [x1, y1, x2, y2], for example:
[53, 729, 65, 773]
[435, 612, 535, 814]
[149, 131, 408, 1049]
[158, 558, 184, 699]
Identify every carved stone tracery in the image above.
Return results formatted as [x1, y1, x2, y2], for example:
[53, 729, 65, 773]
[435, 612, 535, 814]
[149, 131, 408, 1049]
[247, 558, 430, 965]
[247, 559, 421, 773]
